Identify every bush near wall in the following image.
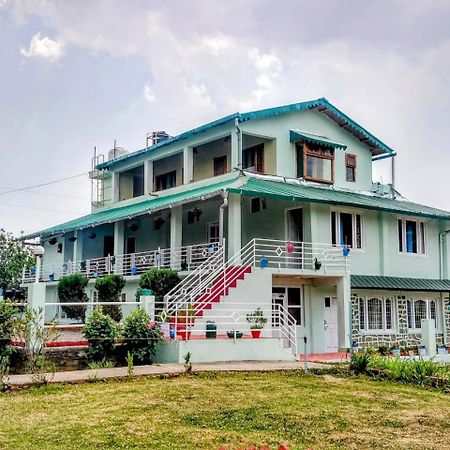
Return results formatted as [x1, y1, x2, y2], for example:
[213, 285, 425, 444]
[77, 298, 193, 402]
[0, 300, 16, 365]
[122, 309, 162, 364]
[138, 268, 181, 304]
[94, 275, 126, 322]
[57, 274, 88, 322]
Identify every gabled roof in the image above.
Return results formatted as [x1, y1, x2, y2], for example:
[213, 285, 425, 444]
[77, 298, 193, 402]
[97, 98, 395, 171]
[228, 175, 450, 220]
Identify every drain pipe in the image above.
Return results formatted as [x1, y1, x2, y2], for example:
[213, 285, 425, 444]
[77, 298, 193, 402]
[439, 229, 450, 346]
[219, 191, 229, 243]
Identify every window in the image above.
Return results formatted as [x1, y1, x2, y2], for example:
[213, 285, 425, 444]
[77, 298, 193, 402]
[407, 298, 438, 330]
[213, 156, 227, 176]
[345, 154, 356, 182]
[119, 165, 144, 200]
[250, 197, 266, 214]
[398, 218, 426, 254]
[331, 211, 363, 249]
[155, 170, 176, 191]
[272, 286, 303, 326]
[296, 143, 334, 183]
[359, 297, 394, 332]
[207, 222, 220, 243]
[243, 144, 264, 173]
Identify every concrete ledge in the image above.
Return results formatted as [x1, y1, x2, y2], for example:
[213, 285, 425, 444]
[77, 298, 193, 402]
[154, 338, 296, 363]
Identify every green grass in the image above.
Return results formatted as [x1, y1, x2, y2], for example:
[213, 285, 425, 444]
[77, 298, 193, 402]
[0, 371, 449, 449]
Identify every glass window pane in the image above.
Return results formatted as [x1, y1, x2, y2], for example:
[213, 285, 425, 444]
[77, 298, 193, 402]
[331, 212, 337, 246]
[367, 297, 383, 330]
[340, 213, 353, 248]
[420, 222, 426, 254]
[414, 300, 427, 328]
[385, 298, 392, 329]
[405, 220, 417, 253]
[398, 220, 403, 252]
[407, 299, 413, 328]
[359, 298, 365, 330]
[430, 300, 437, 327]
[355, 215, 362, 249]
[306, 156, 332, 182]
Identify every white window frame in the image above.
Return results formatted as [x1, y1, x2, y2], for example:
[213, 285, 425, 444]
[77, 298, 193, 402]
[359, 296, 395, 333]
[207, 221, 220, 243]
[397, 217, 427, 256]
[406, 297, 439, 332]
[331, 209, 364, 251]
[272, 285, 304, 328]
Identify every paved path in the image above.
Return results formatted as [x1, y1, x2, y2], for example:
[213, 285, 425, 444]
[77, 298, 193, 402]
[8, 360, 327, 387]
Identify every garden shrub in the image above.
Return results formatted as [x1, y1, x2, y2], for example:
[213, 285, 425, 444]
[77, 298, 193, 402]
[138, 268, 181, 304]
[94, 275, 126, 322]
[122, 309, 162, 364]
[83, 308, 119, 363]
[349, 350, 371, 374]
[57, 274, 88, 321]
[0, 299, 16, 365]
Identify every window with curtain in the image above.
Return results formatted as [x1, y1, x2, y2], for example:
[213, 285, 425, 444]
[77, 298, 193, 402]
[398, 218, 426, 254]
[331, 211, 363, 249]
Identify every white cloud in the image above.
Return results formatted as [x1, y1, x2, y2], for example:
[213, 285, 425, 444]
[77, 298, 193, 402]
[143, 84, 156, 103]
[200, 34, 231, 56]
[20, 32, 65, 62]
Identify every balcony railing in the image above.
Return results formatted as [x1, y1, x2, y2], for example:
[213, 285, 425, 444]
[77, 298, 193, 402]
[22, 242, 222, 283]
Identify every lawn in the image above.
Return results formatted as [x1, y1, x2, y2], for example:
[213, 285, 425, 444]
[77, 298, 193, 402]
[0, 371, 449, 450]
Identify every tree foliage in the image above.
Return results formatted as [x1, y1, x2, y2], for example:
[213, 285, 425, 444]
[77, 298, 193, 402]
[0, 300, 17, 364]
[0, 229, 34, 293]
[57, 274, 88, 321]
[138, 268, 181, 303]
[94, 275, 126, 322]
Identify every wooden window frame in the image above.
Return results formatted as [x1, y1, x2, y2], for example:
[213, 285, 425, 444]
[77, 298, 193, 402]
[301, 143, 335, 184]
[345, 153, 357, 183]
[243, 144, 265, 174]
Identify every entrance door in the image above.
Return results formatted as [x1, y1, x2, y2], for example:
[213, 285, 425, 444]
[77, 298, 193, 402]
[286, 208, 303, 268]
[324, 296, 338, 352]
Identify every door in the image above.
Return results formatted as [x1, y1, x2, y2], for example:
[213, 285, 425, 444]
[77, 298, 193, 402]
[272, 286, 303, 345]
[286, 208, 303, 268]
[103, 236, 114, 257]
[324, 296, 338, 352]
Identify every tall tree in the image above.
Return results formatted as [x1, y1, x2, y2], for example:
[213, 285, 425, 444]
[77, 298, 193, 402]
[0, 229, 34, 294]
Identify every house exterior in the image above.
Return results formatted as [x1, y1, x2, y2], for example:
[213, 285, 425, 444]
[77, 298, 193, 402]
[22, 98, 450, 359]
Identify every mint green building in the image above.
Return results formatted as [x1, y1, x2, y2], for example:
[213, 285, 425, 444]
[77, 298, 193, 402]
[23, 98, 450, 359]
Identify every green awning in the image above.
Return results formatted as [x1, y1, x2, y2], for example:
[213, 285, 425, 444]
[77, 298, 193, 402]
[228, 176, 450, 220]
[25, 174, 241, 239]
[351, 275, 450, 292]
[290, 129, 347, 150]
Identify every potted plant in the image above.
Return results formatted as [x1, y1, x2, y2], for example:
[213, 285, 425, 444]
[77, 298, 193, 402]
[437, 344, 448, 356]
[226, 330, 243, 339]
[206, 321, 217, 339]
[246, 308, 267, 338]
[392, 346, 401, 357]
[418, 345, 427, 357]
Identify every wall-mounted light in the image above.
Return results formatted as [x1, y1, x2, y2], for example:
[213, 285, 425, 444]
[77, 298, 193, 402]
[126, 219, 141, 232]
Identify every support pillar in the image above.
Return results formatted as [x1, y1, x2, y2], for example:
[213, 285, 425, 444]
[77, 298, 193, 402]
[183, 147, 194, 184]
[140, 294, 156, 321]
[421, 319, 437, 357]
[114, 221, 124, 274]
[73, 230, 84, 263]
[231, 129, 241, 170]
[170, 206, 183, 270]
[144, 159, 154, 194]
[336, 273, 351, 351]
[227, 193, 241, 259]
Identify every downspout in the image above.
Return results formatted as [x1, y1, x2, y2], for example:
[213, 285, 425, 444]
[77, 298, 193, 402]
[234, 117, 242, 169]
[391, 154, 396, 199]
[219, 191, 229, 244]
[438, 229, 450, 345]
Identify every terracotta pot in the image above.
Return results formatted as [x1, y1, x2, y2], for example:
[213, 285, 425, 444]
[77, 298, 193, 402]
[251, 329, 261, 338]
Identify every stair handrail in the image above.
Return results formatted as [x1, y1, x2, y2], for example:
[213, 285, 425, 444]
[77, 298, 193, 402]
[165, 239, 256, 315]
[273, 302, 298, 355]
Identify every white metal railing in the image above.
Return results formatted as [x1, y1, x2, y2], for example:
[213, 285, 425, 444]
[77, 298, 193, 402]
[165, 238, 349, 317]
[157, 301, 298, 354]
[22, 242, 221, 283]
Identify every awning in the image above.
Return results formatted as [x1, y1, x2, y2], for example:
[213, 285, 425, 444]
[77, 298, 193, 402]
[351, 275, 450, 292]
[228, 176, 450, 220]
[289, 129, 347, 150]
[24, 174, 241, 239]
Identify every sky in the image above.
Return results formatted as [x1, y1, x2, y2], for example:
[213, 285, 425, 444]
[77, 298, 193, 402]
[1, 0, 450, 236]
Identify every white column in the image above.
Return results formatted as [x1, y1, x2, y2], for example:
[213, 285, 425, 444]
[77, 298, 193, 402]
[111, 172, 120, 202]
[183, 147, 194, 184]
[231, 131, 240, 170]
[140, 294, 156, 321]
[144, 159, 154, 194]
[170, 206, 183, 269]
[73, 230, 84, 263]
[421, 319, 437, 357]
[336, 273, 351, 351]
[227, 193, 241, 259]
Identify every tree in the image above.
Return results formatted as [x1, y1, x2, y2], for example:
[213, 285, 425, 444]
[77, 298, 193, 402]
[57, 274, 88, 321]
[94, 275, 126, 322]
[0, 229, 34, 293]
[139, 268, 181, 304]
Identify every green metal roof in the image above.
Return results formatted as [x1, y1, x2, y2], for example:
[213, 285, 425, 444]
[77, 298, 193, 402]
[289, 129, 347, 150]
[351, 275, 450, 292]
[97, 98, 394, 170]
[25, 175, 240, 239]
[228, 176, 450, 220]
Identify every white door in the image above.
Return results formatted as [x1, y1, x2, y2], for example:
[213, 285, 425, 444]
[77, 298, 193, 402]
[324, 296, 338, 352]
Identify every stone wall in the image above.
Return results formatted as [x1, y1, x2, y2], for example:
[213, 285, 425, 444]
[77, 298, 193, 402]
[351, 293, 445, 348]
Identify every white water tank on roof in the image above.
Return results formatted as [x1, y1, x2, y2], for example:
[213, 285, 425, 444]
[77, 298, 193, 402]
[108, 147, 129, 161]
